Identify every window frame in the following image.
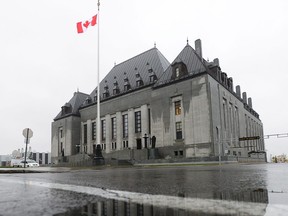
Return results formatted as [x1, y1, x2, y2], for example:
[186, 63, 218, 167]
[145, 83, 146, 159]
[101, 119, 106, 141]
[135, 111, 141, 133]
[122, 114, 128, 138]
[83, 124, 88, 144]
[111, 117, 116, 140]
[174, 101, 181, 115]
[92, 122, 96, 141]
[175, 122, 182, 140]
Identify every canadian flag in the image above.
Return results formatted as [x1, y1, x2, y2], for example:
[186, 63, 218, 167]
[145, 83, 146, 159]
[77, 15, 97, 33]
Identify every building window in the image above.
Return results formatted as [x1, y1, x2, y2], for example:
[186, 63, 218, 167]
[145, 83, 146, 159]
[136, 80, 144, 87]
[58, 127, 63, 139]
[148, 68, 157, 83]
[101, 120, 106, 140]
[176, 67, 180, 78]
[111, 142, 117, 150]
[39, 153, 42, 165]
[103, 91, 109, 98]
[149, 75, 156, 82]
[111, 117, 116, 140]
[123, 114, 128, 138]
[124, 84, 131, 91]
[171, 62, 188, 80]
[175, 101, 181, 115]
[135, 72, 144, 87]
[148, 108, 151, 134]
[235, 107, 240, 137]
[83, 124, 87, 144]
[176, 122, 182, 140]
[59, 128, 63, 138]
[135, 111, 141, 133]
[123, 140, 129, 148]
[94, 92, 97, 102]
[113, 80, 120, 95]
[84, 145, 87, 153]
[113, 89, 120, 95]
[103, 81, 109, 98]
[92, 122, 96, 141]
[124, 76, 131, 91]
[101, 143, 106, 150]
[223, 99, 227, 129]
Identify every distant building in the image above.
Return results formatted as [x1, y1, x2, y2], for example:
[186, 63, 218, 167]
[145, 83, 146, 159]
[11, 147, 51, 165]
[272, 154, 287, 163]
[51, 39, 265, 165]
[30, 152, 51, 165]
[0, 155, 11, 167]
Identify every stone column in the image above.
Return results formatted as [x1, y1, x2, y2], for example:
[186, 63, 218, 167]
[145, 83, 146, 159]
[128, 108, 135, 149]
[248, 97, 253, 108]
[105, 114, 111, 153]
[141, 104, 149, 145]
[87, 119, 92, 154]
[81, 122, 84, 153]
[236, 85, 241, 97]
[116, 112, 122, 150]
[242, 92, 247, 104]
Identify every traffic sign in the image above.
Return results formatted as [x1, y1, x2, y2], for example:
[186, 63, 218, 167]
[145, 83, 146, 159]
[22, 128, 33, 168]
[239, 136, 260, 141]
[23, 128, 33, 139]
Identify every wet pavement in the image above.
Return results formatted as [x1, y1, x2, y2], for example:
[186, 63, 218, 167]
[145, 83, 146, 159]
[0, 163, 288, 215]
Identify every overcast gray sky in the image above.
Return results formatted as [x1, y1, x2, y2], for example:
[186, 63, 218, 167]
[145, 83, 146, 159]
[0, 0, 287, 160]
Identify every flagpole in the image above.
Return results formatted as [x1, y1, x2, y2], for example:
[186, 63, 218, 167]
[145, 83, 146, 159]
[96, 0, 101, 150]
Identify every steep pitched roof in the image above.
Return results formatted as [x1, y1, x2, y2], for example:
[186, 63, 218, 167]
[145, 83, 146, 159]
[86, 47, 170, 104]
[154, 44, 208, 87]
[54, 91, 89, 120]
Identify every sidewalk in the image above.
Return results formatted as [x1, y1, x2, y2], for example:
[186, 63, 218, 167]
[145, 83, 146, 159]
[134, 160, 238, 167]
[0, 167, 71, 174]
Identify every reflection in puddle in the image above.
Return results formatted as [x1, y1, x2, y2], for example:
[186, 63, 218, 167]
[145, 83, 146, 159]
[55, 189, 268, 216]
[213, 188, 268, 203]
[55, 200, 188, 216]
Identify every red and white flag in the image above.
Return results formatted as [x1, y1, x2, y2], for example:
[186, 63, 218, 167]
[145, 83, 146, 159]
[77, 15, 97, 33]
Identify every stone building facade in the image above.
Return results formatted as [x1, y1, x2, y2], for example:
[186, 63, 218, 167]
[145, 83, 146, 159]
[51, 39, 265, 165]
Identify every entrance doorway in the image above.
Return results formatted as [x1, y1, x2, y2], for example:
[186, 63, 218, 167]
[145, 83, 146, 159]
[136, 138, 142, 149]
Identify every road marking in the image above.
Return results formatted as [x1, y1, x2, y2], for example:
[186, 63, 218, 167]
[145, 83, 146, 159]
[1, 178, 285, 215]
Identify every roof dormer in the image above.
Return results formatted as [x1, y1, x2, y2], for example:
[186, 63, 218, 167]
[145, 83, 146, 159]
[148, 68, 157, 83]
[171, 62, 188, 80]
[103, 80, 110, 99]
[113, 78, 120, 95]
[123, 72, 131, 91]
[135, 72, 144, 87]
[61, 103, 72, 115]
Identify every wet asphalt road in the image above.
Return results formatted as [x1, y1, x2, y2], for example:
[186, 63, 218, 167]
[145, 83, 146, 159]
[0, 163, 288, 215]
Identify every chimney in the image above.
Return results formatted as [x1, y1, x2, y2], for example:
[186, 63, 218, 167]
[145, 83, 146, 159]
[221, 72, 228, 86]
[213, 58, 220, 67]
[242, 92, 247, 104]
[236, 85, 241, 97]
[228, 77, 233, 91]
[248, 97, 253, 108]
[195, 39, 202, 59]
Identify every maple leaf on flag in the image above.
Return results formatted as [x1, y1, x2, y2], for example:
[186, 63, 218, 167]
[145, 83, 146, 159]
[77, 15, 97, 34]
